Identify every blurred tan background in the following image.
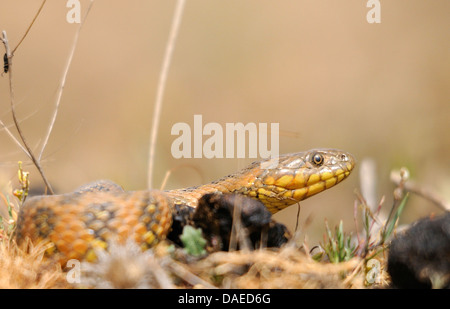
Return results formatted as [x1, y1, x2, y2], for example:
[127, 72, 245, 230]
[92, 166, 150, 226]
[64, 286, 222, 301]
[0, 0, 449, 244]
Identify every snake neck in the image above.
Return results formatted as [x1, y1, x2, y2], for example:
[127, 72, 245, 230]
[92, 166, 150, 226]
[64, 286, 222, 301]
[165, 175, 253, 209]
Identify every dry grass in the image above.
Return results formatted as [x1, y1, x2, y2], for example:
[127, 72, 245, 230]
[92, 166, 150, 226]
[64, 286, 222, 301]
[0, 236, 391, 289]
[182, 247, 364, 289]
[0, 240, 70, 289]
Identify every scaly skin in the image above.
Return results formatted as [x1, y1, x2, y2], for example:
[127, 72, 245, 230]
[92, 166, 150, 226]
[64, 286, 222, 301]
[15, 149, 355, 264]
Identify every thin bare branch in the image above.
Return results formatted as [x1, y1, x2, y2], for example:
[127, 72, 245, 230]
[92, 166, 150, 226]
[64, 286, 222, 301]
[0, 0, 47, 157]
[390, 170, 450, 211]
[147, 0, 186, 189]
[0, 118, 29, 157]
[12, 0, 47, 55]
[2, 31, 54, 194]
[38, 0, 94, 161]
[0, 109, 40, 156]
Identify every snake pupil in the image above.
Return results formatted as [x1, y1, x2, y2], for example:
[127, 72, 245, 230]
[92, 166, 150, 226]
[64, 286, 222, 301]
[312, 153, 324, 166]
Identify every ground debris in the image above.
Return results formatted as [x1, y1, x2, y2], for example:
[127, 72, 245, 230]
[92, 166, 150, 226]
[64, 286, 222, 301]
[181, 246, 363, 289]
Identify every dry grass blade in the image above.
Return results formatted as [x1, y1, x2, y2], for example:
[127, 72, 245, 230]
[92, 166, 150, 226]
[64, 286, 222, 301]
[38, 0, 94, 162]
[12, 0, 47, 55]
[147, 0, 186, 189]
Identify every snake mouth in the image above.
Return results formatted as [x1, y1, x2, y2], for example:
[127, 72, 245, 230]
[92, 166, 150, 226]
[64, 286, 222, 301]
[288, 162, 354, 201]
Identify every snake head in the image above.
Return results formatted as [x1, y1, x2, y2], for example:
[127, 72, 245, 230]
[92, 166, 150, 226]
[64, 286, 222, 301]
[243, 149, 356, 213]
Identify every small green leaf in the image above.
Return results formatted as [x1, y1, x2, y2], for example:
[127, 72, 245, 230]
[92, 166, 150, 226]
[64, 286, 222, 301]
[320, 220, 356, 263]
[180, 225, 207, 257]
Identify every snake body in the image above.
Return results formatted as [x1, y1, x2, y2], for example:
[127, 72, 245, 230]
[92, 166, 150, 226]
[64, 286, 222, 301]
[15, 149, 355, 264]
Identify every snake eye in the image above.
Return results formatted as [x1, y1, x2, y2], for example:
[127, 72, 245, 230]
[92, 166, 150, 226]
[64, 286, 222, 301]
[311, 153, 324, 166]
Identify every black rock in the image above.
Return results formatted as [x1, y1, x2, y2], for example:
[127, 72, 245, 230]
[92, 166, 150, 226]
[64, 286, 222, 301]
[193, 193, 290, 251]
[387, 212, 450, 289]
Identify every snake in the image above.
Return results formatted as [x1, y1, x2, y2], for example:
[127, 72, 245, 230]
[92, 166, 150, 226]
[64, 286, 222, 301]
[14, 148, 355, 264]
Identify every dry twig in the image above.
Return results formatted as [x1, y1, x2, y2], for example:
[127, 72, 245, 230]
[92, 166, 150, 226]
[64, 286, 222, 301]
[1, 31, 54, 194]
[1, 1, 94, 194]
[390, 170, 449, 211]
[12, 0, 47, 55]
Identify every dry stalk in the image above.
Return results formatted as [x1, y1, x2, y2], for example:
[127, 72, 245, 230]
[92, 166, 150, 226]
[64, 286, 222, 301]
[147, 0, 186, 189]
[1, 1, 94, 194]
[1, 30, 54, 194]
[0, 0, 47, 164]
[38, 0, 94, 162]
